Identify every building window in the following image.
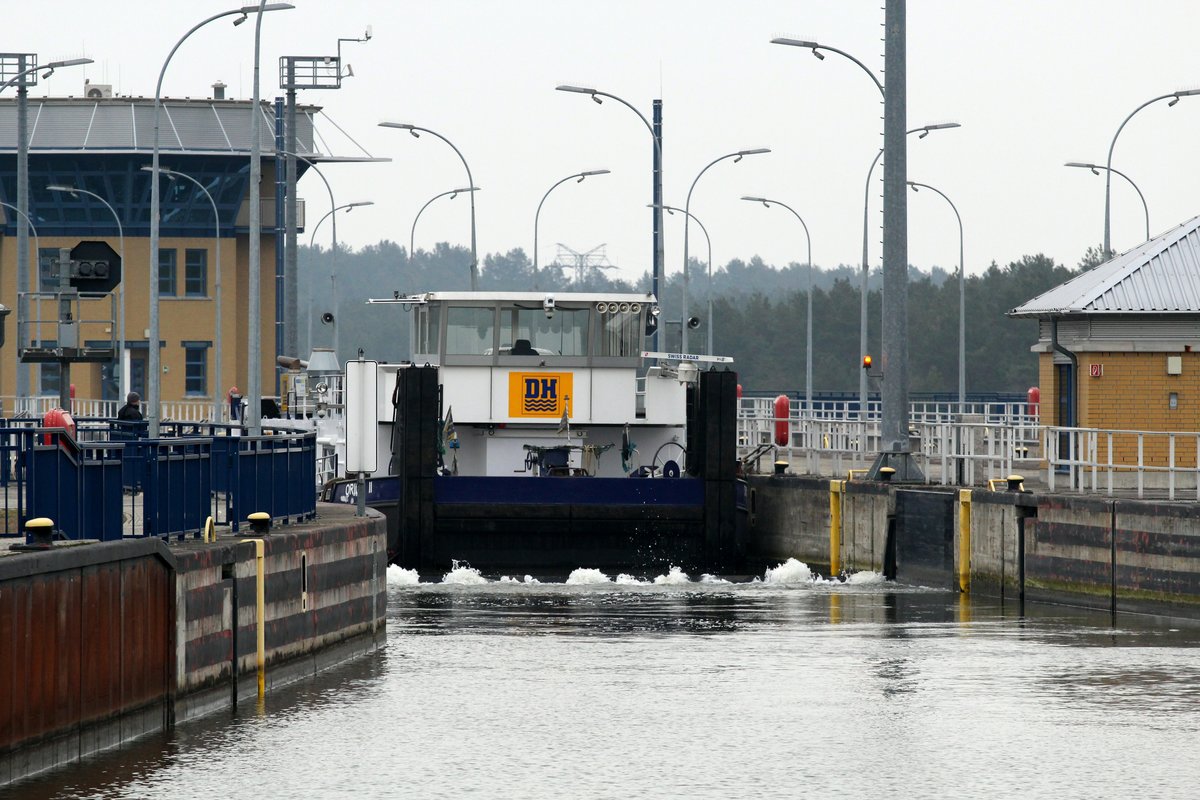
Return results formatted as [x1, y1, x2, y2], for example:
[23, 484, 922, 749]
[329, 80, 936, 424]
[183, 342, 210, 396]
[185, 248, 207, 297]
[159, 248, 177, 296]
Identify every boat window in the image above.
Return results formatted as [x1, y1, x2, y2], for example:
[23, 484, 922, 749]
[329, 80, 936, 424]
[445, 306, 495, 355]
[414, 304, 441, 355]
[503, 308, 588, 356]
[596, 306, 642, 357]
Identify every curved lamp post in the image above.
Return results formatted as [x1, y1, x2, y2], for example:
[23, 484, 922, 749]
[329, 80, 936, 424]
[148, 3, 293, 436]
[556, 84, 664, 350]
[1103, 89, 1199, 257]
[379, 122, 478, 290]
[682, 148, 769, 353]
[309, 201, 373, 357]
[859, 123, 960, 418]
[741, 196, 813, 416]
[908, 181, 965, 408]
[410, 187, 480, 283]
[142, 165, 223, 420]
[46, 184, 125, 406]
[652, 204, 713, 355]
[534, 170, 610, 290]
[0, 199, 40, 277]
[1065, 161, 1149, 244]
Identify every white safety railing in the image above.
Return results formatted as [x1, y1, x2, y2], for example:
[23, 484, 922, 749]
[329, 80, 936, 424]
[1043, 426, 1200, 500]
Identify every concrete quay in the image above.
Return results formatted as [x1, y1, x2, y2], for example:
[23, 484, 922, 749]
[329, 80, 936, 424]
[0, 503, 387, 788]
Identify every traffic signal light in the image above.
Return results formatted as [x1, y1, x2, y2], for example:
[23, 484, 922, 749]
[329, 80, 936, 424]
[862, 354, 873, 370]
[69, 241, 122, 293]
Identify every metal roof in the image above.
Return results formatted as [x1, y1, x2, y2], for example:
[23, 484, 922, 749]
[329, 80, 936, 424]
[1010, 214, 1200, 317]
[0, 96, 373, 161]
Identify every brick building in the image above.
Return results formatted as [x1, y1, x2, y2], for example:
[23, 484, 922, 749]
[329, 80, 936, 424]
[1010, 215, 1200, 465]
[0, 89, 332, 415]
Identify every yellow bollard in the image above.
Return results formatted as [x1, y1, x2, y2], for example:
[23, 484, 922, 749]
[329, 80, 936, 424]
[830, 480, 844, 576]
[958, 489, 972, 593]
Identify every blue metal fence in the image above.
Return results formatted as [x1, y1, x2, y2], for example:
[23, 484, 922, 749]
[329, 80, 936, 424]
[0, 418, 317, 542]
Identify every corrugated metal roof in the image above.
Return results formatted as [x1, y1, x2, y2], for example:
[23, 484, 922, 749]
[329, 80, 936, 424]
[1010, 214, 1200, 317]
[0, 97, 322, 157]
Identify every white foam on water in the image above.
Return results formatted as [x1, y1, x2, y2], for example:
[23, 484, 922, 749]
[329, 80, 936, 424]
[565, 568, 612, 584]
[763, 558, 815, 584]
[615, 573, 647, 585]
[846, 570, 884, 585]
[653, 566, 692, 585]
[498, 576, 521, 584]
[442, 564, 489, 585]
[387, 566, 421, 586]
[700, 574, 731, 584]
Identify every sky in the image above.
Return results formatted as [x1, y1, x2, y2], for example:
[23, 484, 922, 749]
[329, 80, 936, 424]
[9, 1, 1200, 287]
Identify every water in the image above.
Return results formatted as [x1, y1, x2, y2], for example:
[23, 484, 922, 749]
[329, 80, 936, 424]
[17, 560, 1200, 799]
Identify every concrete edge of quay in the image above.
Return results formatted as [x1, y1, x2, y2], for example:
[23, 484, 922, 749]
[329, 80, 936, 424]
[0, 502, 387, 789]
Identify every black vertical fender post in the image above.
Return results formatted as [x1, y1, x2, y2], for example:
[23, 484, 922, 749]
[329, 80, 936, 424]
[417, 366, 439, 571]
[699, 370, 740, 570]
[394, 365, 439, 568]
[883, 513, 898, 581]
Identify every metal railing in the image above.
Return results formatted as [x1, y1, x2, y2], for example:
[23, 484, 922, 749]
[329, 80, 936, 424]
[1043, 425, 1200, 500]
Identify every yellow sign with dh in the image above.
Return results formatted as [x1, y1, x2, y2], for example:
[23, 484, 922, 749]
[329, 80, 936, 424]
[508, 372, 573, 418]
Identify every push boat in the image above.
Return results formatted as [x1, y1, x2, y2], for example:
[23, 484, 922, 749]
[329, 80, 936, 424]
[308, 290, 746, 575]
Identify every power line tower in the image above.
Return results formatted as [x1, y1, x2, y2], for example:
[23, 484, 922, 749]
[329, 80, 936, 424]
[552, 243, 617, 284]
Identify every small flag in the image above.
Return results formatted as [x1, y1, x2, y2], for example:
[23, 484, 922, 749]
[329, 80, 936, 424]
[557, 396, 570, 435]
[443, 406, 458, 449]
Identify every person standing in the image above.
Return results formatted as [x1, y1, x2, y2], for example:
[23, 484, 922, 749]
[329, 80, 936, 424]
[117, 391, 143, 421]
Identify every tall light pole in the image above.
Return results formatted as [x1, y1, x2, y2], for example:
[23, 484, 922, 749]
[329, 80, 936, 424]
[1066, 161, 1149, 244]
[148, 3, 292, 437]
[379, 122, 478, 290]
[1, 55, 93, 402]
[860, 123, 960, 418]
[741, 196, 813, 416]
[534, 170, 610, 290]
[141, 166, 223, 420]
[309, 201, 373, 356]
[682, 148, 769, 353]
[556, 84, 664, 350]
[0, 200, 40, 279]
[652, 204, 713, 355]
[1103, 89, 1198, 258]
[908, 181, 964, 408]
[411, 188, 479, 280]
[46, 184, 125, 404]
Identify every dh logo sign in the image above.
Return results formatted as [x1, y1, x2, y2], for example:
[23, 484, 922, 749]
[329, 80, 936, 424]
[508, 372, 573, 418]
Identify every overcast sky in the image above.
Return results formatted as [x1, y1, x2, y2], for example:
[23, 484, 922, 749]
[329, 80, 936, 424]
[11, 1, 1199, 286]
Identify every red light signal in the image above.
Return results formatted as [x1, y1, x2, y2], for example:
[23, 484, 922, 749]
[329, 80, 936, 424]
[862, 354, 873, 370]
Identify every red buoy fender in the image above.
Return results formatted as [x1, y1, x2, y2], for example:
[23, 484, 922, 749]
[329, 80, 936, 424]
[773, 394, 790, 446]
[1027, 386, 1040, 418]
[42, 408, 77, 449]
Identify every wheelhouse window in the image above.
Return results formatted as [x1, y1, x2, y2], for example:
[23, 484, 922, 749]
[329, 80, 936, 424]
[414, 303, 441, 356]
[445, 306, 495, 355]
[596, 305, 643, 357]
[503, 307, 588, 356]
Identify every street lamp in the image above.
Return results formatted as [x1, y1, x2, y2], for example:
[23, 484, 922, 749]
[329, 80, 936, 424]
[1065, 162, 1149, 244]
[309, 201, 373, 357]
[860, 122, 960, 419]
[0, 200, 40, 280]
[908, 181, 965, 408]
[411, 188, 480, 283]
[2, 55, 93, 403]
[651, 204, 713, 355]
[148, 3, 293, 437]
[741, 196, 813, 417]
[46, 184, 125, 406]
[1103, 89, 1200, 258]
[556, 84, 664, 349]
[141, 165, 223, 420]
[379, 122, 478, 290]
[682, 148, 769, 353]
[770, 38, 883, 94]
[534, 170, 610, 289]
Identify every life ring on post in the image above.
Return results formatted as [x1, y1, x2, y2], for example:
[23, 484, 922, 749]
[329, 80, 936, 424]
[773, 394, 790, 447]
[42, 408, 77, 451]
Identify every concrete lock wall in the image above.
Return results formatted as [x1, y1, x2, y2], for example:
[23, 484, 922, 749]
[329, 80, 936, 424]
[841, 481, 893, 574]
[0, 504, 387, 788]
[745, 476, 830, 570]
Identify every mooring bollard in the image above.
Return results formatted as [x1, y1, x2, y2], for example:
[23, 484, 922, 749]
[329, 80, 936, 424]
[774, 460, 788, 476]
[1006, 474, 1025, 492]
[23, 517, 55, 549]
[248, 512, 272, 534]
[878, 466, 896, 483]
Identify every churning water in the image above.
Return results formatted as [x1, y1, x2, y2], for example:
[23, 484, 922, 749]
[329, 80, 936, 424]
[17, 560, 1200, 799]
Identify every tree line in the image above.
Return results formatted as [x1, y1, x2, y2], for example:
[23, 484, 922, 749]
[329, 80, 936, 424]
[298, 241, 1083, 395]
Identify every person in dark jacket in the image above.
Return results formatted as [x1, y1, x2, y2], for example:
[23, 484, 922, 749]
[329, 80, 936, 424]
[117, 391, 143, 421]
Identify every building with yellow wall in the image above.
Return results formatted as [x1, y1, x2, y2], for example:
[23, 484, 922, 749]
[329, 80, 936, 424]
[1010, 216, 1200, 466]
[0, 93, 326, 416]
